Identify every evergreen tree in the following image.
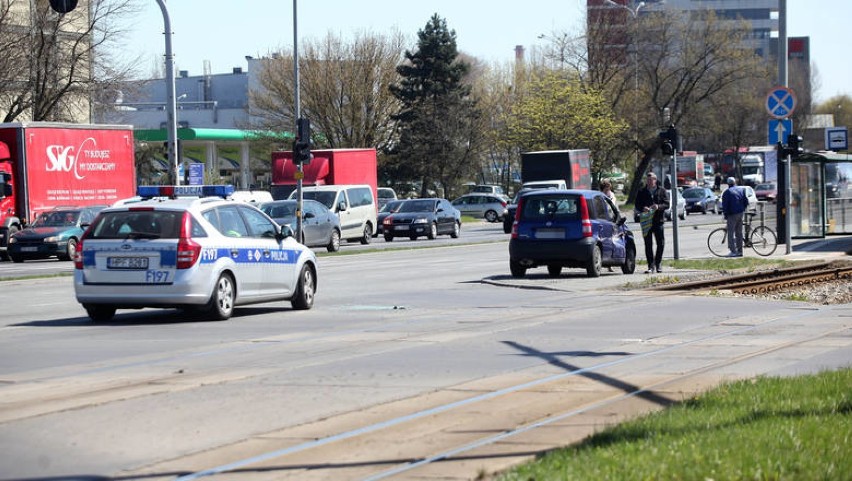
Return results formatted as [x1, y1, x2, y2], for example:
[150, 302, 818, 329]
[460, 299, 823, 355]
[388, 14, 481, 198]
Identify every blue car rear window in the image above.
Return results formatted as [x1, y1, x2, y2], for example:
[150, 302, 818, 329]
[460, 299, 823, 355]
[521, 195, 580, 221]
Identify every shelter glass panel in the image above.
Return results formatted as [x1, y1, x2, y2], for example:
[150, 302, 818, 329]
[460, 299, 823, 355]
[790, 162, 823, 238]
[825, 161, 852, 234]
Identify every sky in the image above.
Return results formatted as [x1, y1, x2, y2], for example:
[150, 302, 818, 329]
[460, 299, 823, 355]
[123, 1, 850, 104]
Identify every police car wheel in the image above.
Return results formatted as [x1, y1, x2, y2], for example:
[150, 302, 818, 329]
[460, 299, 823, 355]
[291, 264, 315, 310]
[84, 304, 116, 322]
[205, 273, 235, 320]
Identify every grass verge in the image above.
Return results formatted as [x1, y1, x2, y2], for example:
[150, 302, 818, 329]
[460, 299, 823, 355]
[498, 368, 852, 481]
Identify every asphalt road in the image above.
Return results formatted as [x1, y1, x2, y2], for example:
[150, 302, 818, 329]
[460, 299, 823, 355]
[0, 209, 766, 279]
[1, 213, 850, 480]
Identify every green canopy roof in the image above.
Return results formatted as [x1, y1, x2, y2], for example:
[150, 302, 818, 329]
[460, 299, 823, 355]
[134, 128, 292, 142]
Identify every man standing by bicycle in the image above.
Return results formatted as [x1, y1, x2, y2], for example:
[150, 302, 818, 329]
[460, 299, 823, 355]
[721, 177, 748, 257]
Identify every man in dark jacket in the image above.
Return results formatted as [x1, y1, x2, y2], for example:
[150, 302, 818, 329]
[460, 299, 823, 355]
[634, 172, 670, 273]
[721, 176, 749, 256]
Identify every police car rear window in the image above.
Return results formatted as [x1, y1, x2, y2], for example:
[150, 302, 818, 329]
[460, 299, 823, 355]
[88, 211, 206, 239]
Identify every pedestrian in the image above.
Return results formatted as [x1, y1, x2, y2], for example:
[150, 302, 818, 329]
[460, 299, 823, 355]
[600, 179, 618, 205]
[600, 179, 618, 272]
[721, 176, 748, 257]
[714, 172, 722, 192]
[634, 172, 669, 273]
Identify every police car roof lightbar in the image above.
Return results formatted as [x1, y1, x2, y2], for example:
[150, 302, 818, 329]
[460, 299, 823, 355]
[137, 185, 235, 199]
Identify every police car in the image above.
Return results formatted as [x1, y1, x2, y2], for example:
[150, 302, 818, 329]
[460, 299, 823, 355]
[74, 185, 318, 321]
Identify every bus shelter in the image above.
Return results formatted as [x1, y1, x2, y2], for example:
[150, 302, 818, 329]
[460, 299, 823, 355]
[790, 151, 852, 238]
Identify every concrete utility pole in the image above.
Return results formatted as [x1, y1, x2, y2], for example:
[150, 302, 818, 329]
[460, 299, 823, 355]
[155, 0, 180, 186]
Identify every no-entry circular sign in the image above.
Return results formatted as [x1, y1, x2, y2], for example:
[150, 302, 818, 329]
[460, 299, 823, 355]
[766, 86, 797, 119]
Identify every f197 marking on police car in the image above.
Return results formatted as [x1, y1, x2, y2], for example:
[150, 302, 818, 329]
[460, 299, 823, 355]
[201, 248, 218, 262]
[145, 270, 170, 284]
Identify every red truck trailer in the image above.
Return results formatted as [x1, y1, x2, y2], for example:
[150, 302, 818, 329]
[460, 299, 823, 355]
[0, 122, 137, 259]
[270, 148, 378, 203]
[676, 152, 705, 187]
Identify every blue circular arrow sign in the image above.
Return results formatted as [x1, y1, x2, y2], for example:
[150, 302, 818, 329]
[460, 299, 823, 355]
[766, 86, 797, 119]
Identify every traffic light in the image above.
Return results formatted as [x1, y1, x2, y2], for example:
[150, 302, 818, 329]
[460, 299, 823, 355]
[659, 125, 678, 156]
[785, 133, 804, 158]
[48, 0, 77, 13]
[293, 117, 312, 165]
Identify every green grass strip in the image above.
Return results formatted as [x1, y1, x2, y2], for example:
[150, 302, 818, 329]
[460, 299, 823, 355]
[499, 368, 852, 481]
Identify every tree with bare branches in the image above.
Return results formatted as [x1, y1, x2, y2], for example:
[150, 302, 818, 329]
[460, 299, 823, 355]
[250, 30, 406, 153]
[585, 10, 770, 202]
[0, 0, 141, 123]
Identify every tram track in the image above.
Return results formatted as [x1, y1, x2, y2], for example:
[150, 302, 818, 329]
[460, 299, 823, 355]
[115, 306, 850, 481]
[652, 260, 852, 295]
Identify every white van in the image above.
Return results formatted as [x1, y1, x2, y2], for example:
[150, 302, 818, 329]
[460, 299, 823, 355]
[230, 189, 274, 204]
[522, 180, 567, 190]
[290, 185, 376, 244]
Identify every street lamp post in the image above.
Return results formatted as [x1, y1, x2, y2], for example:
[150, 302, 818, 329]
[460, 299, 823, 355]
[154, 0, 179, 186]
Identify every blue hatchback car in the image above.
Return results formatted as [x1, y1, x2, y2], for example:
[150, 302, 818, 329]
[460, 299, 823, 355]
[508, 189, 636, 278]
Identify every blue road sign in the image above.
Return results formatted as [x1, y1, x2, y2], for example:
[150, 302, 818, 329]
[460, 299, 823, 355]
[766, 87, 797, 119]
[189, 163, 204, 185]
[825, 127, 848, 151]
[768, 118, 793, 145]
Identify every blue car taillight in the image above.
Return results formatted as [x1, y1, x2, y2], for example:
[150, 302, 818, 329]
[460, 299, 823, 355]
[579, 196, 592, 237]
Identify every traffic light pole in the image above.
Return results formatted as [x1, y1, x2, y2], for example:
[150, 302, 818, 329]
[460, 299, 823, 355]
[670, 150, 679, 260]
[293, 0, 303, 244]
[784, 151, 792, 254]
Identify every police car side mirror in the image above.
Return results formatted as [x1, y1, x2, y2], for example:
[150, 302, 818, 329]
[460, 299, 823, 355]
[279, 224, 294, 241]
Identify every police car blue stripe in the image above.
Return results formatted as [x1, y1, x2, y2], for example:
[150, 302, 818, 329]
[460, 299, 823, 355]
[198, 248, 301, 264]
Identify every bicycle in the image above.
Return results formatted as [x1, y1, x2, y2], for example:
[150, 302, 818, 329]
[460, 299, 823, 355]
[707, 211, 778, 257]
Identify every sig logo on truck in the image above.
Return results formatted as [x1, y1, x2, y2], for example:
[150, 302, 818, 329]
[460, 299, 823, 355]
[46, 138, 118, 179]
[0, 122, 136, 261]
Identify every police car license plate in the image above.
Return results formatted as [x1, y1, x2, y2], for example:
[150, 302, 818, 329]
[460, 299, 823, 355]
[107, 256, 149, 269]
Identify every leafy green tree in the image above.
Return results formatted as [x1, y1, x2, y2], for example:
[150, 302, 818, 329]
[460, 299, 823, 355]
[503, 70, 626, 184]
[387, 14, 481, 199]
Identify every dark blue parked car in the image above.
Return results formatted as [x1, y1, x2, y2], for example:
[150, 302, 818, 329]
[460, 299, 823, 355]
[508, 189, 636, 278]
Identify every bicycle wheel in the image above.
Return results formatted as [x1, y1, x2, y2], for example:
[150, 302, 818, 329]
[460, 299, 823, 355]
[707, 227, 729, 257]
[750, 226, 778, 256]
